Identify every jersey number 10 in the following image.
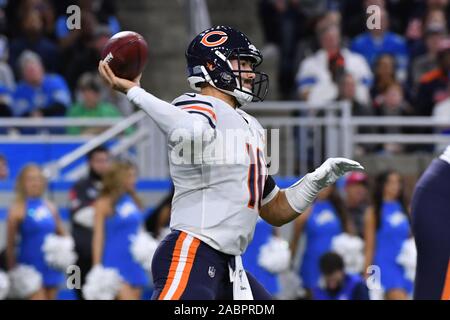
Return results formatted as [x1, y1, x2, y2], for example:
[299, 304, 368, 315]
[246, 143, 266, 210]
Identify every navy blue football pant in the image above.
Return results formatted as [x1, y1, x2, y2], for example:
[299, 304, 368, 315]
[151, 230, 272, 300]
[411, 159, 450, 300]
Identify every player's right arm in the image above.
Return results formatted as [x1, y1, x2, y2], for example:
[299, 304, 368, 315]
[98, 61, 213, 136]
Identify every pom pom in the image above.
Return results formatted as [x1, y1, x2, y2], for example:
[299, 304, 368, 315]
[42, 234, 78, 271]
[0, 270, 10, 300]
[257, 236, 291, 274]
[82, 265, 123, 300]
[331, 233, 365, 274]
[396, 237, 417, 282]
[8, 265, 42, 299]
[129, 231, 159, 272]
[277, 271, 307, 299]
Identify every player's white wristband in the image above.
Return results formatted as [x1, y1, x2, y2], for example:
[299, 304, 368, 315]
[284, 173, 321, 214]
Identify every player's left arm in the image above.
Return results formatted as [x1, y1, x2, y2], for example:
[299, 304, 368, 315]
[260, 157, 364, 227]
[260, 189, 298, 227]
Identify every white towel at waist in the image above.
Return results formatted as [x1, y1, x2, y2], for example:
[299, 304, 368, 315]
[228, 255, 253, 300]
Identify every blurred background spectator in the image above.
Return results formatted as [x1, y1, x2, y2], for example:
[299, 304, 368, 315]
[342, 0, 413, 39]
[68, 145, 111, 300]
[64, 25, 111, 92]
[13, 50, 71, 118]
[0, 35, 15, 91]
[337, 73, 372, 116]
[55, 0, 120, 45]
[406, 0, 450, 44]
[311, 251, 369, 300]
[376, 82, 413, 154]
[9, 7, 59, 76]
[67, 72, 121, 135]
[432, 82, 450, 151]
[350, 6, 409, 83]
[296, 14, 372, 107]
[258, 0, 306, 100]
[415, 38, 450, 116]
[344, 172, 370, 239]
[409, 23, 447, 89]
[371, 54, 400, 108]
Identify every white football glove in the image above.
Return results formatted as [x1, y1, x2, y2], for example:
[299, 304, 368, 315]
[285, 157, 364, 213]
[310, 157, 364, 189]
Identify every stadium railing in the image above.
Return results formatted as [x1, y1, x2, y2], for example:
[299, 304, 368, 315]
[1, 101, 450, 178]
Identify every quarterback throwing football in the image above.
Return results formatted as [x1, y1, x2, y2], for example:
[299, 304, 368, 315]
[98, 26, 364, 300]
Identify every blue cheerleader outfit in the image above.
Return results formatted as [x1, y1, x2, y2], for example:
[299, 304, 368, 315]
[242, 218, 279, 295]
[312, 274, 369, 300]
[18, 198, 65, 287]
[373, 201, 413, 294]
[102, 193, 149, 287]
[299, 200, 343, 289]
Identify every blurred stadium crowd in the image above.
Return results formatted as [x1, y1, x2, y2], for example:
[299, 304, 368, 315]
[1, 0, 450, 137]
[0, 0, 135, 136]
[0, 0, 444, 300]
[260, 0, 450, 155]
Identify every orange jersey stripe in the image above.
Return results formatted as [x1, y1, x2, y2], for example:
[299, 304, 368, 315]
[246, 143, 255, 209]
[182, 105, 217, 121]
[171, 237, 201, 299]
[441, 259, 450, 300]
[158, 232, 187, 300]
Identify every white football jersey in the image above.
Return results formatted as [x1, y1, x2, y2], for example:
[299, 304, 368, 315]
[167, 93, 278, 255]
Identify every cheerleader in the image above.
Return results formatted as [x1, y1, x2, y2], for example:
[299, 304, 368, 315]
[290, 185, 353, 296]
[6, 164, 66, 300]
[92, 161, 149, 300]
[363, 171, 413, 300]
[242, 219, 286, 297]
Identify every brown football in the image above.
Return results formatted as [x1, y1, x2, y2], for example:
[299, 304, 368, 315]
[101, 31, 148, 80]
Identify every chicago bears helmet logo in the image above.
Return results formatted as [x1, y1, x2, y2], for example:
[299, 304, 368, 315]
[200, 31, 228, 47]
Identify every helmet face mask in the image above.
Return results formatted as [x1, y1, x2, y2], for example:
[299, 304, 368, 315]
[186, 26, 269, 107]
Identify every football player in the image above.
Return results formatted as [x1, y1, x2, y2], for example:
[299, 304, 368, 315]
[411, 145, 450, 300]
[98, 26, 364, 300]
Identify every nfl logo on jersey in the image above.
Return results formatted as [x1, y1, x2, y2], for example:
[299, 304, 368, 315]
[208, 266, 216, 278]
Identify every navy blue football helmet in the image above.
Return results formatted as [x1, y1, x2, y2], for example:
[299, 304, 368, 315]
[186, 26, 269, 106]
